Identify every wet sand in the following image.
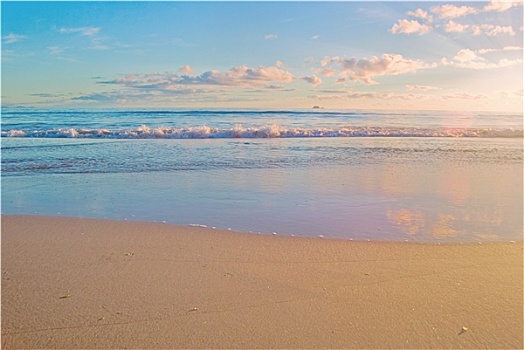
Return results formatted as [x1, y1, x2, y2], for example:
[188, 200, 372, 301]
[2, 215, 523, 349]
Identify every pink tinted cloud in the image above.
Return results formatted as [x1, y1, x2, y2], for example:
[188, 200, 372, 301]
[390, 19, 432, 35]
[103, 64, 294, 89]
[303, 75, 322, 86]
[430, 4, 478, 19]
[324, 54, 435, 85]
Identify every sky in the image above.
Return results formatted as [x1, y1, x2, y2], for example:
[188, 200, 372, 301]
[1, 1, 523, 111]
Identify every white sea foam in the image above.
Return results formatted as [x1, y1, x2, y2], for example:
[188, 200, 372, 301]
[5, 130, 26, 137]
[1, 125, 522, 139]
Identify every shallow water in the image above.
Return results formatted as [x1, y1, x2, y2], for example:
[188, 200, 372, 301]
[2, 135, 522, 242]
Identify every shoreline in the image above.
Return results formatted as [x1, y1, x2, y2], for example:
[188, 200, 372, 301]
[2, 214, 523, 349]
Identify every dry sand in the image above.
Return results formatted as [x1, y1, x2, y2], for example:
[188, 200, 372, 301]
[1, 215, 523, 349]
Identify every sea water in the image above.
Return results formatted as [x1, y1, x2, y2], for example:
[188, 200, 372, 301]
[1, 108, 522, 242]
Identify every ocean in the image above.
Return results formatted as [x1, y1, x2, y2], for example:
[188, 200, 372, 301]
[1, 108, 522, 242]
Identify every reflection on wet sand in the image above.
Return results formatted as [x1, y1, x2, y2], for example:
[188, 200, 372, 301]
[430, 214, 458, 238]
[386, 205, 513, 241]
[386, 209, 425, 235]
[377, 156, 521, 241]
[387, 210, 459, 239]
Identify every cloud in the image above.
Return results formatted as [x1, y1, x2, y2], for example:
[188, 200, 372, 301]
[309, 89, 494, 105]
[178, 65, 194, 75]
[442, 49, 523, 69]
[504, 46, 523, 51]
[448, 58, 523, 69]
[320, 56, 342, 68]
[311, 35, 320, 40]
[394, 2, 522, 37]
[90, 37, 108, 50]
[320, 56, 331, 67]
[319, 68, 336, 77]
[309, 91, 430, 101]
[483, 0, 523, 12]
[46, 46, 79, 62]
[390, 19, 432, 35]
[470, 24, 515, 36]
[102, 64, 294, 89]
[72, 86, 220, 105]
[455, 46, 523, 60]
[444, 20, 468, 33]
[430, 4, 478, 19]
[2, 33, 26, 44]
[406, 85, 441, 91]
[59, 27, 101, 36]
[72, 93, 116, 103]
[30, 92, 71, 99]
[180, 65, 293, 86]
[444, 21, 515, 36]
[406, 8, 432, 22]
[318, 89, 348, 94]
[323, 54, 435, 85]
[303, 75, 322, 86]
[441, 91, 487, 100]
[454, 49, 479, 62]
[264, 34, 278, 40]
[56, 26, 107, 50]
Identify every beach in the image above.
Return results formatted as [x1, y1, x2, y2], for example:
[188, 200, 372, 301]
[2, 215, 522, 349]
[3, 0, 523, 348]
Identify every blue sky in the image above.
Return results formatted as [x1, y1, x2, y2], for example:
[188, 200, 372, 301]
[2, 1, 523, 111]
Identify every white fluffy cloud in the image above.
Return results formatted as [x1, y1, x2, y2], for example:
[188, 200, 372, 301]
[264, 34, 278, 40]
[406, 8, 432, 21]
[390, 19, 431, 35]
[430, 4, 478, 18]
[103, 64, 294, 89]
[454, 49, 478, 62]
[323, 54, 435, 85]
[394, 2, 521, 36]
[444, 20, 469, 33]
[483, 0, 523, 12]
[182, 65, 293, 86]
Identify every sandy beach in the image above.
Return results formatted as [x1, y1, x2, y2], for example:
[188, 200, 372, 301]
[2, 215, 523, 349]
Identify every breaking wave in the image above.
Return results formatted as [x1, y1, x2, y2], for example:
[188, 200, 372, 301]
[2, 124, 522, 139]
